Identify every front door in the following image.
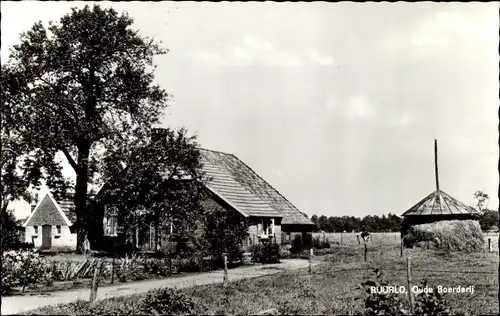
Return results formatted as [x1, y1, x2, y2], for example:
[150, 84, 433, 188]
[42, 225, 52, 249]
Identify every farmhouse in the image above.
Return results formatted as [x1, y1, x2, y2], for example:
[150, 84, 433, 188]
[401, 140, 483, 251]
[200, 148, 314, 246]
[22, 193, 77, 250]
[92, 141, 313, 251]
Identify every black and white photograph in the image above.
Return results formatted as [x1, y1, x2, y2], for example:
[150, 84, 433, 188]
[1, 2, 498, 315]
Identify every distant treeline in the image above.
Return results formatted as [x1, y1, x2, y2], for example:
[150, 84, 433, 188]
[309, 209, 499, 233]
[309, 213, 402, 233]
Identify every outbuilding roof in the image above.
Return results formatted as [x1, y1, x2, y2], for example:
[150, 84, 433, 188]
[23, 194, 73, 227]
[401, 189, 480, 217]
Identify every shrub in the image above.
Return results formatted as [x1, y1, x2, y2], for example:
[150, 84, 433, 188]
[358, 270, 452, 316]
[114, 257, 145, 282]
[2, 250, 46, 293]
[7, 242, 35, 251]
[142, 257, 170, 276]
[140, 288, 195, 315]
[290, 233, 314, 253]
[311, 237, 331, 249]
[357, 269, 407, 316]
[279, 247, 291, 259]
[413, 280, 452, 316]
[302, 233, 313, 249]
[312, 236, 322, 249]
[251, 243, 280, 264]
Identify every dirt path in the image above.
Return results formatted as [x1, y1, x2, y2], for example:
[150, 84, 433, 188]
[1, 259, 320, 315]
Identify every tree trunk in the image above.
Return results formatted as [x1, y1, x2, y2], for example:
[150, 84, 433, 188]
[75, 142, 90, 254]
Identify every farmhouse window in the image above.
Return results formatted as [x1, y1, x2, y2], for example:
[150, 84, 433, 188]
[34, 226, 38, 234]
[56, 225, 61, 234]
[261, 219, 275, 236]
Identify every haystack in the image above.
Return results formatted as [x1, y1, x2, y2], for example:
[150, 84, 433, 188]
[402, 219, 484, 252]
[401, 140, 483, 252]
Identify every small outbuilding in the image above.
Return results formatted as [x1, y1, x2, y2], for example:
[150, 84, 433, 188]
[22, 193, 77, 250]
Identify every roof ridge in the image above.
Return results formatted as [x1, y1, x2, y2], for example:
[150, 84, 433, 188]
[228, 152, 310, 222]
[198, 147, 233, 156]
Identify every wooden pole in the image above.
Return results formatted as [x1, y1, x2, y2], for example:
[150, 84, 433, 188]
[357, 234, 360, 245]
[309, 248, 313, 274]
[434, 139, 440, 191]
[168, 256, 172, 276]
[111, 238, 115, 284]
[488, 238, 492, 253]
[89, 259, 102, 303]
[223, 253, 228, 287]
[400, 239, 403, 257]
[407, 257, 414, 314]
[364, 243, 367, 262]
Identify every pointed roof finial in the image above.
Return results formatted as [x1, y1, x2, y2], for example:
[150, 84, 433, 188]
[434, 139, 439, 191]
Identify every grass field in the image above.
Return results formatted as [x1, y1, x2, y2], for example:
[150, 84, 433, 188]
[27, 241, 499, 315]
[314, 232, 500, 252]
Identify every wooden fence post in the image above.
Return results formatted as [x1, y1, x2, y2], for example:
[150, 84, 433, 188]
[488, 238, 492, 253]
[168, 256, 172, 276]
[407, 257, 414, 314]
[111, 238, 116, 284]
[400, 238, 403, 257]
[89, 259, 102, 303]
[309, 248, 313, 274]
[223, 253, 228, 287]
[364, 243, 367, 262]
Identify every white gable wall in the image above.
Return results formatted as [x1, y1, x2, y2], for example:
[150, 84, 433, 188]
[25, 224, 77, 250]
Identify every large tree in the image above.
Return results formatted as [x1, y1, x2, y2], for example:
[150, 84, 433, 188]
[3, 5, 169, 252]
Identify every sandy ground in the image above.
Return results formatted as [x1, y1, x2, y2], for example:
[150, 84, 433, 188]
[1, 259, 320, 315]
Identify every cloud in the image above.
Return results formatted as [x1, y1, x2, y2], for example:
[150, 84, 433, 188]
[242, 34, 274, 51]
[308, 50, 335, 66]
[344, 96, 376, 121]
[192, 51, 226, 65]
[388, 9, 498, 54]
[324, 92, 339, 113]
[192, 34, 303, 67]
[389, 112, 414, 128]
[264, 50, 302, 66]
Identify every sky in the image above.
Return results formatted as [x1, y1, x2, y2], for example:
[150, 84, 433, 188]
[2, 1, 498, 220]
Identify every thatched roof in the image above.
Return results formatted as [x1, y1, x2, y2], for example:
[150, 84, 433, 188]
[401, 190, 480, 217]
[200, 149, 313, 226]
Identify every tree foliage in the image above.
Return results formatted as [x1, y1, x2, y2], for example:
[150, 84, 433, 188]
[479, 209, 499, 231]
[0, 210, 21, 253]
[473, 190, 490, 212]
[4, 4, 169, 252]
[100, 128, 205, 252]
[200, 199, 249, 266]
[310, 213, 402, 233]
